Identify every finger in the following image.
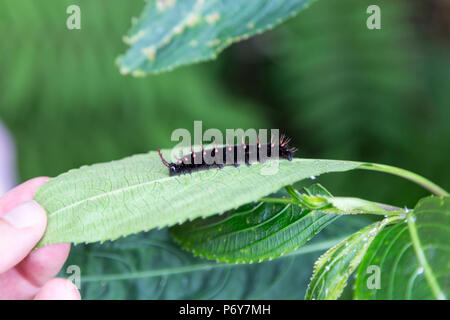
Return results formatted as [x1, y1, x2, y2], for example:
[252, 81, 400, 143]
[34, 278, 81, 300]
[15, 243, 71, 287]
[0, 177, 49, 216]
[0, 244, 71, 300]
[0, 201, 47, 273]
[0, 268, 40, 300]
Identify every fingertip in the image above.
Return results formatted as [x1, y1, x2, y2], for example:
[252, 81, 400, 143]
[2, 200, 47, 231]
[34, 242, 71, 257]
[26, 176, 50, 188]
[34, 278, 81, 300]
[17, 243, 71, 287]
[0, 177, 50, 216]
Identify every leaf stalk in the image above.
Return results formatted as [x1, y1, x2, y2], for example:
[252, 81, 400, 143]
[358, 163, 448, 196]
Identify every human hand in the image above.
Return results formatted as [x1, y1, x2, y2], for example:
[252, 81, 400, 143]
[0, 177, 80, 300]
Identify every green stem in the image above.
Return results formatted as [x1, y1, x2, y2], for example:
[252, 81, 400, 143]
[358, 163, 448, 196]
[407, 212, 446, 300]
[261, 195, 403, 216]
[325, 197, 403, 216]
[284, 185, 300, 202]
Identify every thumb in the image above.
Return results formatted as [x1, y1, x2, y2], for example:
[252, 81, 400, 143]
[0, 200, 47, 273]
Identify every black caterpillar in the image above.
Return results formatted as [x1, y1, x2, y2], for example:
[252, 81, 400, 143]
[158, 135, 297, 176]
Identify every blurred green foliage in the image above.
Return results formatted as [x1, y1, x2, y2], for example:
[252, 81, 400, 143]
[218, 0, 450, 207]
[1, 0, 449, 299]
[0, 0, 266, 178]
[64, 216, 369, 299]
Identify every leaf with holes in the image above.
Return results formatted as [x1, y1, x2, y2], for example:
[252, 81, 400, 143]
[34, 149, 362, 247]
[117, 0, 315, 75]
[305, 215, 402, 300]
[354, 196, 450, 300]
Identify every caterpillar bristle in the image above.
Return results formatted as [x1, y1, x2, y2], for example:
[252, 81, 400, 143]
[158, 134, 297, 176]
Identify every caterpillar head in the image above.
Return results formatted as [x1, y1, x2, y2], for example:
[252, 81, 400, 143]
[169, 164, 177, 174]
[279, 135, 297, 161]
[280, 146, 297, 161]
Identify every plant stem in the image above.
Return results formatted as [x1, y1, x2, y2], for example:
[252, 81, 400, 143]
[358, 163, 449, 196]
[407, 212, 446, 300]
[261, 196, 403, 216]
[284, 185, 300, 202]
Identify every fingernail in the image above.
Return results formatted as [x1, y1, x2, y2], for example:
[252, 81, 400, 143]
[2, 200, 45, 229]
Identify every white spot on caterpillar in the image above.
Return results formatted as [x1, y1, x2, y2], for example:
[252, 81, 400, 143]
[205, 12, 221, 24]
[141, 45, 156, 61]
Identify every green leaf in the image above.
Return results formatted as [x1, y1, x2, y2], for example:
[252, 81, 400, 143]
[117, 0, 315, 75]
[305, 215, 402, 300]
[354, 196, 450, 300]
[170, 184, 340, 263]
[64, 218, 369, 299]
[34, 150, 361, 247]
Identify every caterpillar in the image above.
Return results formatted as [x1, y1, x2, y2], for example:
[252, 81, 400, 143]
[158, 135, 297, 176]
